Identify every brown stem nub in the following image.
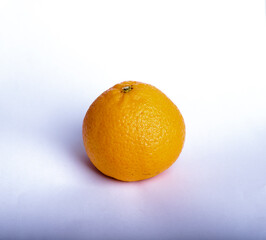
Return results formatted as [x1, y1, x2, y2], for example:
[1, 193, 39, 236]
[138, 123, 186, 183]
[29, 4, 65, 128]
[122, 85, 133, 93]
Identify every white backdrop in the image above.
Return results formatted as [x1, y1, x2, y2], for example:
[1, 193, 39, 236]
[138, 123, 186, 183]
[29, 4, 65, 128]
[1, 1, 266, 239]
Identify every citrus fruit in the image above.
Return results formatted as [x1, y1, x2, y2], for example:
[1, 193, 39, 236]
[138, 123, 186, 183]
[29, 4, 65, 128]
[82, 81, 185, 181]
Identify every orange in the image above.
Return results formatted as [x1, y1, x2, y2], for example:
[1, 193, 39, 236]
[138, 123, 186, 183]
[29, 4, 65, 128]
[82, 81, 185, 181]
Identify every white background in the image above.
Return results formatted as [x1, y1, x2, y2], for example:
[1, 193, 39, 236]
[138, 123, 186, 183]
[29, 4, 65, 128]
[1, 1, 266, 239]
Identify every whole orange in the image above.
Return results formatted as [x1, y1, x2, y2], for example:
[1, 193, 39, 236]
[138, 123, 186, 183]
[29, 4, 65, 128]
[82, 81, 185, 181]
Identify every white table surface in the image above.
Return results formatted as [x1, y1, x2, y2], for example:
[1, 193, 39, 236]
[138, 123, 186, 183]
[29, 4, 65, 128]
[1, 1, 266, 239]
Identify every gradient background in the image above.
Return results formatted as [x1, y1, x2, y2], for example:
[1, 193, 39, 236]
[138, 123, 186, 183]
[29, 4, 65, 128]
[1, 1, 266, 239]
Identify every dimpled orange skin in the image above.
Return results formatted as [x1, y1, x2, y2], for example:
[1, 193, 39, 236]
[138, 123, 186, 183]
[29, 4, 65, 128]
[82, 81, 185, 181]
